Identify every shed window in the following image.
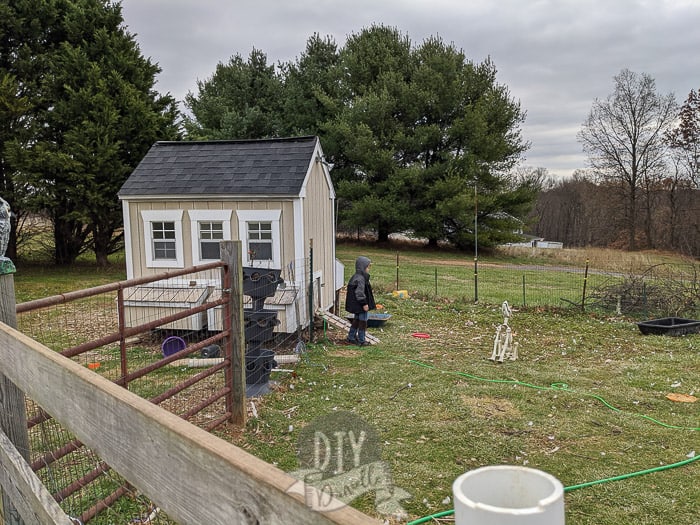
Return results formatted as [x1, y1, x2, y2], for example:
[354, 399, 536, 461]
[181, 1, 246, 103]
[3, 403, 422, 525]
[236, 210, 281, 269]
[152, 221, 177, 260]
[140, 210, 184, 269]
[247, 222, 273, 262]
[199, 221, 224, 260]
[188, 210, 232, 266]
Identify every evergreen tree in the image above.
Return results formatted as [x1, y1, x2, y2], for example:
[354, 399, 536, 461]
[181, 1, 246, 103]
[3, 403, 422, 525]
[185, 24, 533, 249]
[0, 0, 63, 260]
[184, 48, 282, 139]
[404, 39, 529, 248]
[324, 25, 415, 242]
[278, 33, 342, 137]
[3, 0, 179, 265]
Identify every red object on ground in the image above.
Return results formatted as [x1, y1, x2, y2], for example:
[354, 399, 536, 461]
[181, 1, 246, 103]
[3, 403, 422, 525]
[411, 332, 430, 339]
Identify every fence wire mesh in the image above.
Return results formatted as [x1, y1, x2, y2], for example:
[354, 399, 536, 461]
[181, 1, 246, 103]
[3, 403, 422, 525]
[382, 257, 699, 319]
[12, 258, 313, 523]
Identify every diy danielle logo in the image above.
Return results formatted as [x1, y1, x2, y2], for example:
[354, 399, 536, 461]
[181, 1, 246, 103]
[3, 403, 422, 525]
[287, 411, 410, 517]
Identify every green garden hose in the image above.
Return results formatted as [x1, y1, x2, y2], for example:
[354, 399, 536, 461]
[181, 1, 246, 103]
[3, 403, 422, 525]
[388, 353, 699, 524]
[405, 453, 700, 525]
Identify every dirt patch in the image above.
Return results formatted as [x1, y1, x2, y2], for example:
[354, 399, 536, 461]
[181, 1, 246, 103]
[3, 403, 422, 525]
[328, 348, 363, 357]
[461, 395, 520, 419]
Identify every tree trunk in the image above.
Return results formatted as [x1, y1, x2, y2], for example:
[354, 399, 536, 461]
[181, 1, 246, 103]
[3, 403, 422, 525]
[53, 217, 86, 265]
[377, 228, 390, 243]
[628, 186, 637, 251]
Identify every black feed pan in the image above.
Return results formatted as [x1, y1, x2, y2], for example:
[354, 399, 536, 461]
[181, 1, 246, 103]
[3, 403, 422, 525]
[345, 313, 392, 327]
[637, 317, 700, 336]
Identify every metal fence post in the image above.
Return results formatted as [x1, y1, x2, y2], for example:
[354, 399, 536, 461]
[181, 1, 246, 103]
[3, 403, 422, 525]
[308, 239, 314, 344]
[581, 259, 589, 312]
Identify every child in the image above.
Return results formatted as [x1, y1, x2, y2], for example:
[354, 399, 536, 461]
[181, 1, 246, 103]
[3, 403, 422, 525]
[345, 256, 376, 346]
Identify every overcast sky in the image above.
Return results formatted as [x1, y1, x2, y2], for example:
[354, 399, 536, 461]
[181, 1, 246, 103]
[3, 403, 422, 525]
[119, 0, 700, 178]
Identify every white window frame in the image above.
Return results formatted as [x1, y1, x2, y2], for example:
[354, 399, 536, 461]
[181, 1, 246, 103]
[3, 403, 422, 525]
[236, 209, 281, 268]
[141, 210, 184, 268]
[188, 210, 232, 265]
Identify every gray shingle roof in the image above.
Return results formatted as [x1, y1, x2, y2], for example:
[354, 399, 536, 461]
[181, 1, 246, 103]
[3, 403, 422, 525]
[118, 136, 319, 197]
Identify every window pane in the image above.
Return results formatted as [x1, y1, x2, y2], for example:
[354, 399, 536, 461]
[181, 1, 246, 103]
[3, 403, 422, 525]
[200, 222, 223, 240]
[154, 240, 176, 259]
[152, 222, 177, 260]
[249, 242, 272, 260]
[201, 241, 220, 260]
[153, 222, 175, 240]
[247, 221, 273, 261]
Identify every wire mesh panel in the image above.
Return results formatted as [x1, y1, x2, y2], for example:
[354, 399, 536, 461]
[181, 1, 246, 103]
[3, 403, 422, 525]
[15, 263, 231, 523]
[11, 256, 317, 523]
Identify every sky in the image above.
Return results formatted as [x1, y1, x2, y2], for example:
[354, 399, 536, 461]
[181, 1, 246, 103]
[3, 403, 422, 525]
[119, 0, 700, 179]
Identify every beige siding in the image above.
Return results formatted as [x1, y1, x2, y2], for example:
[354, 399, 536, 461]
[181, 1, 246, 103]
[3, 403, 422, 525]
[303, 161, 336, 311]
[125, 199, 296, 281]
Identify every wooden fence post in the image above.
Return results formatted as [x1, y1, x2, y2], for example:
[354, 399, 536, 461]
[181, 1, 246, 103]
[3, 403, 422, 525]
[0, 268, 28, 525]
[220, 241, 246, 426]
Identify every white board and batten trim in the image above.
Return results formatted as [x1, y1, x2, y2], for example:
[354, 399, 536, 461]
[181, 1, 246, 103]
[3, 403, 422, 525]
[122, 200, 135, 279]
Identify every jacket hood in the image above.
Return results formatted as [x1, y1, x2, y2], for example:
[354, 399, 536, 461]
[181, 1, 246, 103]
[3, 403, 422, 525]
[355, 256, 371, 273]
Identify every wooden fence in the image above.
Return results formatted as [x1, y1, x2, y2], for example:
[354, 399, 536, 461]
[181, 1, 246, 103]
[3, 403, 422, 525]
[0, 243, 380, 525]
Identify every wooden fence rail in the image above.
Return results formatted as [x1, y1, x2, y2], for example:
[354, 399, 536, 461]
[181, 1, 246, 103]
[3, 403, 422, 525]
[1, 241, 380, 524]
[0, 321, 379, 525]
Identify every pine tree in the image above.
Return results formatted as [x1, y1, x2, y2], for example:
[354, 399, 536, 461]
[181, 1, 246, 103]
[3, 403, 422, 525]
[3, 0, 179, 265]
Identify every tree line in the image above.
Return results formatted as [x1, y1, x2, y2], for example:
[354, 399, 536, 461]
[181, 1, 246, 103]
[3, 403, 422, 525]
[1, 0, 179, 265]
[184, 26, 535, 250]
[530, 71, 700, 257]
[2, 2, 698, 265]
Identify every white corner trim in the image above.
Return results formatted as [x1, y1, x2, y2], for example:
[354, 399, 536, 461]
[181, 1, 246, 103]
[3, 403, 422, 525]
[122, 200, 134, 279]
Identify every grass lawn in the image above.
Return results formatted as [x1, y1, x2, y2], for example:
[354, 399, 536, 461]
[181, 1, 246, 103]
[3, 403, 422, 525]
[11, 244, 700, 524]
[229, 244, 699, 524]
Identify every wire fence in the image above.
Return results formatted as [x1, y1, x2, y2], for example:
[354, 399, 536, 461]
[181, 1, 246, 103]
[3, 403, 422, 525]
[11, 257, 313, 524]
[377, 255, 700, 319]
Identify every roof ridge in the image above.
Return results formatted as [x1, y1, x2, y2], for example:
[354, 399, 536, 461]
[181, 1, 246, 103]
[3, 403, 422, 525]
[154, 135, 317, 146]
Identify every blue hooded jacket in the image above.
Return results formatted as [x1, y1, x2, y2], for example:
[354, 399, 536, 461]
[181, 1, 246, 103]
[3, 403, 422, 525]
[345, 256, 376, 314]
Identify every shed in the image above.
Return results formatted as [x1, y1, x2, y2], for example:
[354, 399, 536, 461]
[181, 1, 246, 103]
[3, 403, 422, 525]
[118, 136, 341, 333]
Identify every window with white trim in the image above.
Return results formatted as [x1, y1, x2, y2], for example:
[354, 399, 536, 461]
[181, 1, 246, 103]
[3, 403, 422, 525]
[152, 221, 177, 259]
[199, 222, 224, 259]
[141, 210, 184, 268]
[236, 210, 281, 268]
[188, 210, 232, 265]
[247, 221, 273, 262]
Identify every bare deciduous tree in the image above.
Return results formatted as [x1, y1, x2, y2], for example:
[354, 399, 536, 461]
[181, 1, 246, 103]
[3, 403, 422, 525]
[578, 69, 677, 250]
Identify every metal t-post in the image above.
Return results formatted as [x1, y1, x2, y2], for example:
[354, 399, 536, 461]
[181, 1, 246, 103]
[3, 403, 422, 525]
[308, 239, 314, 344]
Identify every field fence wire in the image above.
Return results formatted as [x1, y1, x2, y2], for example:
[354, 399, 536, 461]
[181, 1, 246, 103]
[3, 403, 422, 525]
[390, 258, 699, 319]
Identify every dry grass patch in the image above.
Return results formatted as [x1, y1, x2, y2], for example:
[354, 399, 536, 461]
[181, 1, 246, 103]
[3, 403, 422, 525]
[461, 394, 520, 419]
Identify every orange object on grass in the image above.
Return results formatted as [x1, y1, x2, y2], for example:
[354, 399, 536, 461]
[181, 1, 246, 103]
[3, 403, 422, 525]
[666, 392, 697, 403]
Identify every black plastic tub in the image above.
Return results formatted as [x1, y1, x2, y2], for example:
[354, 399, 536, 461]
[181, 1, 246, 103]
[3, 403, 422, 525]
[346, 313, 392, 327]
[637, 317, 700, 336]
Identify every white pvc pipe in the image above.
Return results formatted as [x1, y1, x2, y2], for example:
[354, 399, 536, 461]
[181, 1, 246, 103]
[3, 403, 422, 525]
[453, 465, 565, 525]
[169, 354, 300, 368]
